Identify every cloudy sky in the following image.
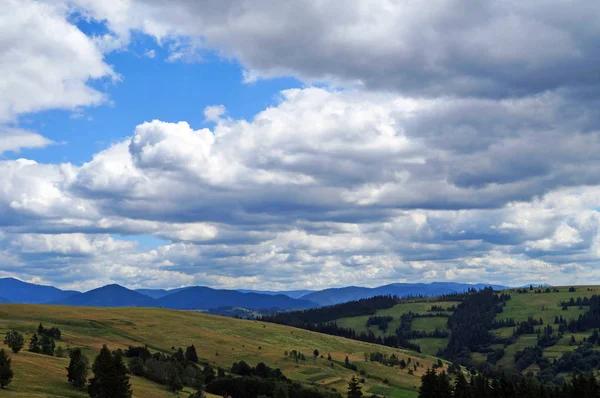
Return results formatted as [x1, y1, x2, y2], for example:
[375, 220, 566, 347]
[1, 0, 600, 291]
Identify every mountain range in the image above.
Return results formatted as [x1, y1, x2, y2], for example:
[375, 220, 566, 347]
[0, 277, 507, 310]
[0, 277, 79, 304]
[300, 282, 507, 306]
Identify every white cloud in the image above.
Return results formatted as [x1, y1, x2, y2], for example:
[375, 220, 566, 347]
[204, 105, 226, 122]
[63, 0, 600, 97]
[0, 0, 115, 123]
[0, 127, 53, 154]
[1, 87, 600, 289]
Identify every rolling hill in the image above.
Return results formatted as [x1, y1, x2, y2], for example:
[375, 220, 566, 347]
[301, 282, 507, 306]
[0, 304, 445, 397]
[155, 286, 316, 310]
[0, 277, 80, 304]
[276, 285, 600, 377]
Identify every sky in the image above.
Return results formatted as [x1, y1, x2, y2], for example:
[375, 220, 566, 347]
[1, 0, 600, 291]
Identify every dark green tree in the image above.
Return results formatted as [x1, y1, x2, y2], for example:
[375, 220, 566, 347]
[203, 365, 216, 384]
[88, 345, 132, 398]
[419, 369, 437, 398]
[0, 349, 13, 389]
[28, 334, 41, 353]
[347, 375, 363, 398]
[40, 335, 55, 356]
[3, 330, 24, 353]
[66, 348, 89, 388]
[435, 371, 452, 398]
[167, 364, 183, 392]
[185, 345, 198, 363]
[453, 373, 471, 398]
[174, 347, 185, 362]
[313, 349, 319, 359]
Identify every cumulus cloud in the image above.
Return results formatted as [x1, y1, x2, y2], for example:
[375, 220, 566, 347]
[0, 0, 115, 122]
[3, 0, 600, 290]
[64, 0, 600, 97]
[1, 87, 600, 289]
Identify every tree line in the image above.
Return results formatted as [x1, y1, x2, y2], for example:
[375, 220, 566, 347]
[418, 368, 600, 398]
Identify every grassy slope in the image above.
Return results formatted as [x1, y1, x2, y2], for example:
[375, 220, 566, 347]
[335, 301, 454, 356]
[0, 305, 450, 398]
[333, 286, 600, 371]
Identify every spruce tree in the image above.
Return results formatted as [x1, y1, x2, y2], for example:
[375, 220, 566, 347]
[66, 348, 89, 388]
[185, 345, 198, 363]
[3, 330, 24, 353]
[0, 349, 13, 389]
[435, 371, 452, 398]
[28, 334, 41, 353]
[88, 345, 132, 398]
[454, 373, 471, 398]
[418, 369, 437, 398]
[347, 375, 363, 398]
[40, 335, 55, 356]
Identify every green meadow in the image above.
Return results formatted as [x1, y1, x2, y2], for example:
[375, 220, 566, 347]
[0, 304, 440, 397]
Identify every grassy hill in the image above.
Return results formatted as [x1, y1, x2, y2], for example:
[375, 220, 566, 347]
[0, 304, 450, 398]
[332, 286, 600, 373]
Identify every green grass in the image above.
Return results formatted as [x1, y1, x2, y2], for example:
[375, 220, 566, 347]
[0, 304, 443, 397]
[408, 338, 448, 357]
[411, 317, 448, 332]
[336, 302, 454, 338]
[368, 385, 418, 397]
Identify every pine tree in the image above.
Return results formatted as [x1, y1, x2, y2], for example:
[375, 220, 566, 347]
[418, 369, 437, 398]
[3, 330, 24, 353]
[88, 345, 132, 398]
[313, 349, 319, 359]
[454, 373, 471, 398]
[347, 375, 363, 398]
[185, 345, 198, 363]
[435, 371, 452, 398]
[66, 348, 89, 388]
[174, 347, 185, 362]
[0, 349, 13, 389]
[28, 334, 41, 353]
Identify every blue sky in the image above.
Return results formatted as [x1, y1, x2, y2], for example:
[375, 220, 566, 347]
[1, 0, 600, 291]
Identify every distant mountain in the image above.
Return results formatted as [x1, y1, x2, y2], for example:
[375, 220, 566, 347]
[236, 289, 315, 299]
[51, 284, 157, 307]
[0, 277, 80, 304]
[156, 286, 317, 310]
[0, 296, 11, 303]
[135, 287, 189, 299]
[301, 282, 507, 306]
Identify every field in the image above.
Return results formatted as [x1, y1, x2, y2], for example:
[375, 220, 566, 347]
[336, 301, 453, 356]
[0, 304, 449, 397]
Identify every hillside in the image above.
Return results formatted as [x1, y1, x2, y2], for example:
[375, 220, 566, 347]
[291, 285, 600, 377]
[0, 304, 448, 397]
[0, 278, 79, 304]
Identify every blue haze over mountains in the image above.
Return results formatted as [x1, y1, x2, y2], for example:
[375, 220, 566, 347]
[0, 277, 506, 310]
